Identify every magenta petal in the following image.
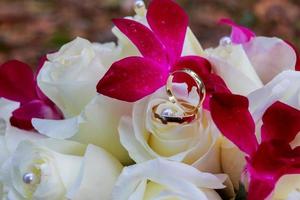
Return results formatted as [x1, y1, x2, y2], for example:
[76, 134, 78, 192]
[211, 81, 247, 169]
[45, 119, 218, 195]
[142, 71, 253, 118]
[10, 100, 63, 130]
[247, 141, 300, 200]
[113, 18, 167, 64]
[147, 0, 188, 61]
[97, 56, 168, 102]
[202, 74, 231, 110]
[261, 101, 300, 143]
[219, 18, 255, 44]
[172, 56, 212, 91]
[0, 60, 37, 103]
[210, 93, 258, 155]
[247, 177, 275, 200]
[173, 56, 212, 76]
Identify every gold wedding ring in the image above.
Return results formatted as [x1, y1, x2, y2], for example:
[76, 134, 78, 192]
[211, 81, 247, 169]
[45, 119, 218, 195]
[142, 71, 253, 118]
[154, 69, 206, 124]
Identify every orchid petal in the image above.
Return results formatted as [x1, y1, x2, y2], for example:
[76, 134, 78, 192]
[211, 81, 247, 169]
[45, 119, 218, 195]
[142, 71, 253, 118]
[247, 178, 274, 200]
[172, 56, 212, 91]
[261, 101, 300, 143]
[173, 56, 212, 77]
[147, 0, 188, 61]
[10, 100, 63, 130]
[113, 18, 167, 64]
[210, 93, 258, 155]
[243, 36, 297, 84]
[219, 18, 255, 44]
[97, 56, 168, 102]
[247, 140, 300, 200]
[0, 60, 37, 103]
[202, 74, 231, 110]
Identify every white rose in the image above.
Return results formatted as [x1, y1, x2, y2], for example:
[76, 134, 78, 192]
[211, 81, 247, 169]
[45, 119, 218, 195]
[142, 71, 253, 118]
[35, 36, 134, 164]
[0, 98, 123, 200]
[204, 36, 297, 96]
[0, 139, 122, 200]
[38, 37, 110, 117]
[118, 84, 221, 172]
[112, 159, 226, 200]
[118, 83, 243, 195]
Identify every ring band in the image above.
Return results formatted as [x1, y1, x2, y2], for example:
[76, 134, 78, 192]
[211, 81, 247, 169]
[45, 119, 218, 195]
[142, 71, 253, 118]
[153, 69, 206, 124]
[166, 69, 206, 115]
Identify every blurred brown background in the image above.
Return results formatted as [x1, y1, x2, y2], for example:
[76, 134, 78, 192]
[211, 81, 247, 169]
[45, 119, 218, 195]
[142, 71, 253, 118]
[0, 0, 299, 67]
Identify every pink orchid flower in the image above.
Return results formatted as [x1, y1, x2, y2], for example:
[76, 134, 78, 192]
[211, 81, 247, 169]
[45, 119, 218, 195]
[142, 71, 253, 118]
[210, 93, 300, 200]
[97, 0, 229, 103]
[219, 18, 256, 44]
[0, 58, 63, 130]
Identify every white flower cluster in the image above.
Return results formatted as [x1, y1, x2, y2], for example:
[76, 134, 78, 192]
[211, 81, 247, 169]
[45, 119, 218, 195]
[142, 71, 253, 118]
[0, 2, 299, 200]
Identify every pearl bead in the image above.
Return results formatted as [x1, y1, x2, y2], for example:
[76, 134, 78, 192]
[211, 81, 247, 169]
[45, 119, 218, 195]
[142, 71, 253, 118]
[219, 36, 232, 46]
[23, 173, 35, 184]
[161, 108, 175, 117]
[135, 0, 145, 9]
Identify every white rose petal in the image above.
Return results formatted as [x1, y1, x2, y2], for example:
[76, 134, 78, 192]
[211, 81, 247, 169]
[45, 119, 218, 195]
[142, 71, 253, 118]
[243, 36, 297, 84]
[33, 95, 133, 164]
[248, 71, 300, 123]
[272, 175, 300, 200]
[0, 140, 122, 200]
[37, 37, 109, 117]
[118, 84, 221, 172]
[112, 159, 225, 200]
[205, 44, 263, 95]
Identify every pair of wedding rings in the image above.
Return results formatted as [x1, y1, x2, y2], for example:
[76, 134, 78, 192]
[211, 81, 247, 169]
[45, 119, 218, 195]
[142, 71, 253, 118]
[154, 69, 206, 124]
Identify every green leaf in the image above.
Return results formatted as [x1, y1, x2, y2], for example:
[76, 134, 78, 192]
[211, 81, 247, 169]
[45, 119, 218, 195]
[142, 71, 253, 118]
[235, 183, 247, 200]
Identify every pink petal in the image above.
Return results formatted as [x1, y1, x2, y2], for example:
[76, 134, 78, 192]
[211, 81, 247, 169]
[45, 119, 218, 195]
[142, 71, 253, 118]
[97, 56, 168, 102]
[247, 177, 275, 200]
[202, 74, 230, 95]
[173, 56, 212, 76]
[219, 18, 255, 44]
[210, 93, 258, 155]
[172, 56, 212, 91]
[113, 18, 168, 64]
[247, 141, 300, 200]
[10, 100, 63, 130]
[202, 74, 231, 110]
[261, 101, 300, 143]
[0, 60, 37, 103]
[147, 0, 188, 62]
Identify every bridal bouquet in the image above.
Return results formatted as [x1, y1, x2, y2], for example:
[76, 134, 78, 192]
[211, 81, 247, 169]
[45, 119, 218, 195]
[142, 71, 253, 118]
[0, 0, 299, 199]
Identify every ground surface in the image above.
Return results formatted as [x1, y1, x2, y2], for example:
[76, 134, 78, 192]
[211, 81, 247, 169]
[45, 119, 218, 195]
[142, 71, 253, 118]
[0, 0, 299, 67]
